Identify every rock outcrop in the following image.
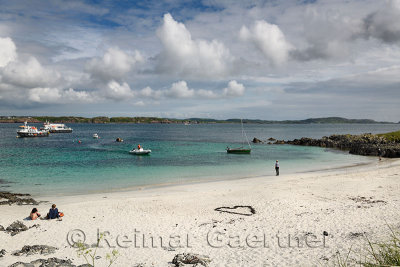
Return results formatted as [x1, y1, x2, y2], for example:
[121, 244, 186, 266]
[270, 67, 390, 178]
[270, 133, 400, 158]
[252, 137, 263, 143]
[5, 221, 38, 236]
[9, 258, 77, 267]
[6, 221, 28, 236]
[0, 249, 6, 257]
[13, 245, 57, 256]
[0, 192, 39, 206]
[249, 132, 400, 157]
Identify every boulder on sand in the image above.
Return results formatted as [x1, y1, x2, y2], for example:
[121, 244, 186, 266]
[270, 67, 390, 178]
[172, 253, 211, 266]
[9, 258, 77, 267]
[13, 245, 57, 256]
[6, 221, 28, 236]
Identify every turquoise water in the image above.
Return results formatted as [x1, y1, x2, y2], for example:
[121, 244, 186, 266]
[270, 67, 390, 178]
[0, 123, 398, 196]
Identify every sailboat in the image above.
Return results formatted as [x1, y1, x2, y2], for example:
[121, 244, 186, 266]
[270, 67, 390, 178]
[226, 119, 252, 154]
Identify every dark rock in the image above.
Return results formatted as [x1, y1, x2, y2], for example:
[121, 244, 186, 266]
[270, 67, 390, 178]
[0, 225, 5, 231]
[0, 192, 38, 206]
[348, 232, 365, 239]
[252, 137, 262, 143]
[9, 258, 77, 267]
[268, 137, 276, 141]
[13, 245, 57, 256]
[172, 253, 211, 267]
[320, 256, 329, 261]
[6, 221, 29, 236]
[0, 249, 6, 257]
[349, 196, 386, 205]
[284, 133, 400, 158]
[274, 140, 285, 144]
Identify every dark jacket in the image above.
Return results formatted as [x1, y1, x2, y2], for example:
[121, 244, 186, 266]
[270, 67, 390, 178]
[48, 208, 59, 219]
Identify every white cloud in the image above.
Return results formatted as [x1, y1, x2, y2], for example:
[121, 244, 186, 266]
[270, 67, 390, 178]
[0, 37, 17, 67]
[223, 80, 245, 97]
[2, 57, 61, 88]
[28, 87, 94, 103]
[29, 87, 61, 102]
[138, 86, 163, 99]
[63, 88, 94, 102]
[135, 80, 244, 100]
[86, 47, 143, 81]
[156, 13, 233, 78]
[105, 80, 135, 100]
[239, 20, 292, 65]
[196, 89, 218, 99]
[165, 80, 195, 98]
[134, 100, 145, 106]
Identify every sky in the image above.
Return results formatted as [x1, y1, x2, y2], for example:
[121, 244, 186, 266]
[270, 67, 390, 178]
[0, 0, 399, 121]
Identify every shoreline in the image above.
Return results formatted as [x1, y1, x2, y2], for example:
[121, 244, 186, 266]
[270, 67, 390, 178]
[19, 152, 376, 199]
[46, 156, 392, 204]
[0, 158, 399, 266]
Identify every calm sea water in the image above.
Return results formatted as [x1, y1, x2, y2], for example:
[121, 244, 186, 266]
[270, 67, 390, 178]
[0, 123, 398, 196]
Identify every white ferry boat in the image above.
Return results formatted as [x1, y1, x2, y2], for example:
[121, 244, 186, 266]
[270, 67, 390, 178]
[17, 122, 49, 138]
[42, 121, 73, 133]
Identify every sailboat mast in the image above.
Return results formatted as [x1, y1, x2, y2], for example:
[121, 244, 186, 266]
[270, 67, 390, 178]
[241, 119, 252, 149]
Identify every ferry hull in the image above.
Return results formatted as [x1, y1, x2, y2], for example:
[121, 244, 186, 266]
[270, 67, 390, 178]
[17, 132, 49, 137]
[49, 129, 72, 133]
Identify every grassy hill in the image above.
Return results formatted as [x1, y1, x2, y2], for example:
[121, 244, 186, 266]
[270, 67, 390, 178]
[0, 116, 397, 124]
[378, 130, 400, 142]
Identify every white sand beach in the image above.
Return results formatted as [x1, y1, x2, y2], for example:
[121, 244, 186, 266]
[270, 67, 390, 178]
[1, 159, 400, 267]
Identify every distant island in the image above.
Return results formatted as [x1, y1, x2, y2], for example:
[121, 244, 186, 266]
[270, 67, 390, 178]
[0, 116, 397, 124]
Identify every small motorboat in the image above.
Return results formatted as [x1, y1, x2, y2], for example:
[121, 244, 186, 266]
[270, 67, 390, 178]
[93, 133, 99, 139]
[129, 148, 151, 155]
[116, 137, 123, 142]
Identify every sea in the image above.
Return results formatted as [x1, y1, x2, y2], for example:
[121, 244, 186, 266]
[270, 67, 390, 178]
[0, 123, 399, 197]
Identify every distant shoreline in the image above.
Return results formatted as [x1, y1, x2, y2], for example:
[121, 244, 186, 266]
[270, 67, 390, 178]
[0, 116, 398, 124]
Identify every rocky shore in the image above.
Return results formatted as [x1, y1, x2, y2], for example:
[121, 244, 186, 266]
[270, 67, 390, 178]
[253, 133, 400, 158]
[0, 192, 39, 206]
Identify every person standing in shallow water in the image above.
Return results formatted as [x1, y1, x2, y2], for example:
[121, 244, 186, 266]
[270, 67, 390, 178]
[275, 160, 279, 176]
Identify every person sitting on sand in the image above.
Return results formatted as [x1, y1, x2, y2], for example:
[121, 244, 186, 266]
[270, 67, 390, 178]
[47, 204, 60, 219]
[30, 208, 41, 220]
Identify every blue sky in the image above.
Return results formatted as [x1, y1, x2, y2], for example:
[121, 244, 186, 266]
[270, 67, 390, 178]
[0, 0, 400, 121]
